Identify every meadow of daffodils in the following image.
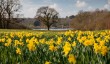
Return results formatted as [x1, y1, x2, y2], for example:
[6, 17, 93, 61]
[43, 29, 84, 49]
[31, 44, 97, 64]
[0, 30, 110, 64]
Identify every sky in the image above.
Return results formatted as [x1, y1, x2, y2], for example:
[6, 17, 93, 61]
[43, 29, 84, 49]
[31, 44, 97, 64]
[19, 0, 110, 18]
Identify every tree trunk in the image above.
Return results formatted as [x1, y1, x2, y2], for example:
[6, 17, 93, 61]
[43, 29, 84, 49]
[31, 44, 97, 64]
[7, 20, 10, 29]
[47, 26, 50, 30]
[1, 19, 4, 28]
[0, 20, 2, 28]
[0, 18, 3, 28]
[2, 18, 6, 29]
[7, 13, 11, 29]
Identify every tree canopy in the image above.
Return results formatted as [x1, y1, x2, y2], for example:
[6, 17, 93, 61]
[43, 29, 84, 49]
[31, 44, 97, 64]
[35, 6, 59, 30]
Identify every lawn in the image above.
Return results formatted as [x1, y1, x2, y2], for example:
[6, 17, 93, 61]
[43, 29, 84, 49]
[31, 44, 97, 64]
[0, 29, 110, 64]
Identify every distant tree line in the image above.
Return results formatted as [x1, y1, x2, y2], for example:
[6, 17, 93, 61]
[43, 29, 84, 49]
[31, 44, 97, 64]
[0, 0, 21, 29]
[71, 9, 110, 30]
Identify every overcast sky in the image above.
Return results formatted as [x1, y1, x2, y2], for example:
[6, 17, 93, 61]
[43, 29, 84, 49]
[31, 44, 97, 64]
[19, 0, 110, 18]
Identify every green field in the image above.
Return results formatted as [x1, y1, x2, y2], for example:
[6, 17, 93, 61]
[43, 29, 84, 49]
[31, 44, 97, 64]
[0, 29, 110, 64]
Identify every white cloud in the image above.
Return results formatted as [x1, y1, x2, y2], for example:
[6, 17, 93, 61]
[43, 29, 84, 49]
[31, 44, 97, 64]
[48, 3, 76, 18]
[18, 0, 35, 18]
[48, 3, 75, 18]
[102, 0, 110, 10]
[75, 0, 87, 8]
[49, 3, 57, 8]
[19, 0, 63, 18]
[48, 3, 63, 17]
[88, 6, 92, 10]
[104, 4, 110, 9]
[20, 1, 39, 18]
[108, 0, 110, 4]
[49, 3, 62, 11]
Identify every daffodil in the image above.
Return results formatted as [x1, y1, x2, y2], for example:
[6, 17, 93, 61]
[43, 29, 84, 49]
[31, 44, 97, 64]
[49, 45, 57, 51]
[68, 54, 76, 64]
[72, 41, 76, 47]
[27, 39, 36, 51]
[83, 39, 93, 46]
[101, 46, 108, 56]
[45, 61, 51, 64]
[68, 37, 71, 41]
[16, 48, 21, 55]
[63, 42, 71, 56]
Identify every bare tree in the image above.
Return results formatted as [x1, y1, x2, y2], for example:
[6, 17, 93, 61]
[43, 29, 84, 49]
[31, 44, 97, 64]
[35, 6, 59, 30]
[71, 9, 110, 30]
[5, 0, 21, 28]
[0, 0, 21, 29]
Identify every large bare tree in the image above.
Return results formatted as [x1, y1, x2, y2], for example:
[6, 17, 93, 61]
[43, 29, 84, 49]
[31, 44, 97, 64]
[35, 6, 59, 30]
[0, 0, 21, 28]
[5, 0, 21, 28]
